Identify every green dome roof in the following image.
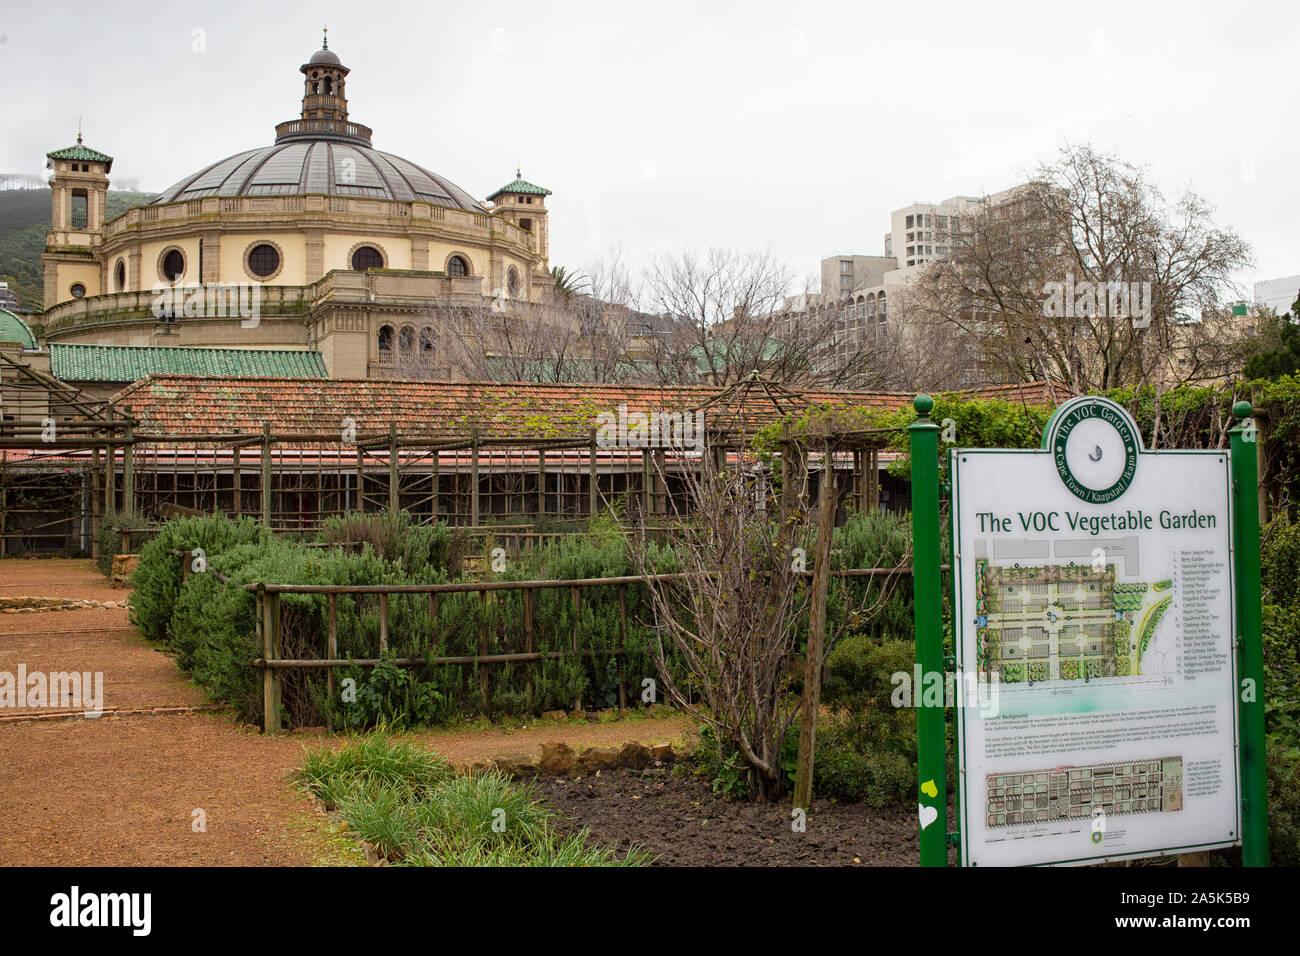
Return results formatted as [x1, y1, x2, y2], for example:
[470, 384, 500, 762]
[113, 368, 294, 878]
[0, 309, 36, 350]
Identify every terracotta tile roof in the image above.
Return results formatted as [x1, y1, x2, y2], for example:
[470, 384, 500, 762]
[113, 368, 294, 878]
[106, 375, 1061, 441]
[957, 380, 1067, 407]
[108, 375, 914, 440]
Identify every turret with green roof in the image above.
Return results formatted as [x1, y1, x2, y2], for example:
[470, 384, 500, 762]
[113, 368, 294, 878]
[487, 169, 552, 269]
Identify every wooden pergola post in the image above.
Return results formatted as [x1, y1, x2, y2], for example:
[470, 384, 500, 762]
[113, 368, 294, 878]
[90, 445, 101, 560]
[641, 448, 652, 518]
[231, 440, 241, 518]
[537, 447, 547, 520]
[260, 422, 272, 526]
[794, 435, 836, 809]
[104, 405, 116, 517]
[654, 448, 666, 516]
[868, 448, 879, 512]
[261, 588, 282, 732]
[430, 450, 439, 521]
[355, 442, 365, 514]
[588, 429, 598, 518]
[388, 422, 399, 513]
[470, 428, 481, 526]
[122, 407, 135, 518]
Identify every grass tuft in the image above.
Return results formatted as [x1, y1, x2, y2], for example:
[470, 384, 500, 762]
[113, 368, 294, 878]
[297, 730, 649, 867]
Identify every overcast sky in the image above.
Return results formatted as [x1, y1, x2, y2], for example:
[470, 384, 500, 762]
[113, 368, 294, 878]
[4, 0, 1296, 291]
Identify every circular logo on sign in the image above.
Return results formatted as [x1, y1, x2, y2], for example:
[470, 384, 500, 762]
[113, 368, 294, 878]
[1045, 398, 1141, 504]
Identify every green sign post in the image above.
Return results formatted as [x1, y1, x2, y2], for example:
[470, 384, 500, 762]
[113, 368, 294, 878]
[1230, 401, 1268, 866]
[911, 394, 1267, 867]
[909, 395, 948, 867]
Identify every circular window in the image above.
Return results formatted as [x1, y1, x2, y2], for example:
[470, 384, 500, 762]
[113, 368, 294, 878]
[160, 248, 186, 282]
[447, 255, 469, 277]
[247, 243, 281, 279]
[507, 267, 520, 297]
[351, 245, 384, 271]
[70, 283, 86, 299]
[114, 259, 126, 292]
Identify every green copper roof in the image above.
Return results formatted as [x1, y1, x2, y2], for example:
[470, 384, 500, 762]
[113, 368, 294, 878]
[0, 309, 37, 350]
[50, 344, 327, 382]
[488, 174, 551, 200]
[46, 143, 114, 170]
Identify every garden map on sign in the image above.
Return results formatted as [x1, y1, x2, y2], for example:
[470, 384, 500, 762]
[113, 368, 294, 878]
[975, 558, 1176, 688]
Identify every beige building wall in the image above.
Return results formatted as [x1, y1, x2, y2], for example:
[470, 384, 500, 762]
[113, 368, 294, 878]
[48, 261, 103, 302]
[323, 234, 413, 273]
[138, 237, 203, 287]
[214, 233, 311, 286]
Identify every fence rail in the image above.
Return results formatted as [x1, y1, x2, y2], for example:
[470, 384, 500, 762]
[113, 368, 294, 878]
[241, 564, 937, 732]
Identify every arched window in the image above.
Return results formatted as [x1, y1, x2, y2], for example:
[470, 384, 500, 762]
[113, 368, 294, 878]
[378, 325, 394, 351]
[399, 325, 416, 352]
[447, 255, 469, 277]
[419, 327, 435, 353]
[867, 294, 876, 318]
[162, 249, 185, 282]
[351, 245, 384, 271]
[507, 267, 520, 298]
[247, 243, 281, 278]
[878, 291, 887, 320]
[114, 259, 126, 292]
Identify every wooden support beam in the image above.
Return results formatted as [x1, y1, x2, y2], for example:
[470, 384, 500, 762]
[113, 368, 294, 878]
[588, 430, 599, 518]
[479, 590, 490, 714]
[430, 451, 439, 521]
[471, 428, 480, 526]
[262, 590, 282, 732]
[326, 593, 338, 733]
[122, 408, 135, 518]
[571, 585, 582, 711]
[537, 447, 547, 519]
[523, 588, 535, 711]
[104, 406, 116, 516]
[388, 422, 399, 513]
[260, 422, 272, 526]
[794, 436, 836, 809]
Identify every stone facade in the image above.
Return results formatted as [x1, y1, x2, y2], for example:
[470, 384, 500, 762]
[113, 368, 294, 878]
[39, 39, 555, 381]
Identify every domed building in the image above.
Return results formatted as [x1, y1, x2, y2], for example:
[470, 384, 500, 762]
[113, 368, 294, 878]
[39, 36, 554, 384]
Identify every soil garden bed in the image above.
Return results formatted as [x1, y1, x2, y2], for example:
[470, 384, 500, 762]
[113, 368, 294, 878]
[539, 766, 936, 866]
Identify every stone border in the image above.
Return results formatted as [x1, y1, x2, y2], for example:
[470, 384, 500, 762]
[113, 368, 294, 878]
[243, 238, 287, 282]
[467, 739, 680, 778]
[0, 597, 128, 613]
[0, 703, 228, 725]
[346, 239, 388, 271]
[156, 244, 188, 283]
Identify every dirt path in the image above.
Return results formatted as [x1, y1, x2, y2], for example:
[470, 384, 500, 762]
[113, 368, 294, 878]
[0, 558, 699, 867]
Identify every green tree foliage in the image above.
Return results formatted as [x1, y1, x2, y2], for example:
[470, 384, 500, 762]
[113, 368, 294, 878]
[1243, 295, 1300, 381]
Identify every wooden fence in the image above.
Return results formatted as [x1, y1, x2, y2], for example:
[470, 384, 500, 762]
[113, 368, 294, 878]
[240, 566, 917, 732]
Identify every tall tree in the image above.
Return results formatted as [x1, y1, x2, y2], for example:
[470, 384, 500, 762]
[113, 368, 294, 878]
[910, 144, 1253, 393]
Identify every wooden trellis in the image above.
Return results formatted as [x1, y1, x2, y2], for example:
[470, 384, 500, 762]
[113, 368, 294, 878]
[1, 359, 898, 554]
